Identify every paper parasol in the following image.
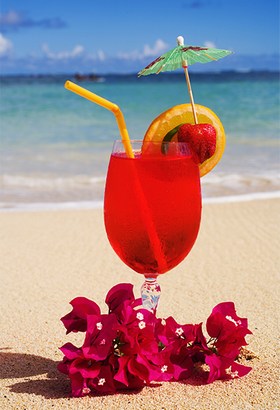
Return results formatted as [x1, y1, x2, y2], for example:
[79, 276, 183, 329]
[138, 36, 232, 123]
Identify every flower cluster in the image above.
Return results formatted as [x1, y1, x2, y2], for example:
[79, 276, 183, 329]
[58, 283, 252, 397]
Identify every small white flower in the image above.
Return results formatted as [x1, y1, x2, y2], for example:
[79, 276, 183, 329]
[96, 322, 103, 330]
[98, 378, 106, 386]
[175, 327, 184, 336]
[161, 319, 166, 326]
[82, 387, 91, 394]
[226, 366, 239, 378]
[136, 312, 144, 321]
[138, 321, 146, 329]
[99, 338, 106, 345]
[225, 315, 241, 327]
[161, 365, 168, 373]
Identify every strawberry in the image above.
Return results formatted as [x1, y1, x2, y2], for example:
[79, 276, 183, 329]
[177, 123, 216, 163]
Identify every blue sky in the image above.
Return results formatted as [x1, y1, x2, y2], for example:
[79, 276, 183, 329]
[0, 0, 279, 74]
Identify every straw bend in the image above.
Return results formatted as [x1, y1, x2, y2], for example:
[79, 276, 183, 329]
[64, 80, 134, 158]
[64, 80, 119, 113]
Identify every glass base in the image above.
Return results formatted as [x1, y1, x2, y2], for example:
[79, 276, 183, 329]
[140, 277, 161, 313]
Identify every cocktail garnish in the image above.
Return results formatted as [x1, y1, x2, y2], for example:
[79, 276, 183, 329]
[143, 103, 226, 176]
[177, 123, 216, 163]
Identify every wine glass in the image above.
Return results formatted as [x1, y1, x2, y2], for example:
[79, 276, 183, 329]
[104, 140, 201, 311]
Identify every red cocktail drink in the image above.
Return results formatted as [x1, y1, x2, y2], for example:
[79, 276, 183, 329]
[104, 141, 201, 306]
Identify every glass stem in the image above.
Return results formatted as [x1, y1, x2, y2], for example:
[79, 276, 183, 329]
[140, 277, 161, 313]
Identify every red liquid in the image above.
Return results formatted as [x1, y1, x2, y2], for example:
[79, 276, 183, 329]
[104, 151, 201, 275]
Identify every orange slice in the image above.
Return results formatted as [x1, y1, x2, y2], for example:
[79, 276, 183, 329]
[143, 104, 226, 177]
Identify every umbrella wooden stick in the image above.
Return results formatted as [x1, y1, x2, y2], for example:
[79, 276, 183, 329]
[183, 63, 198, 124]
[177, 36, 198, 124]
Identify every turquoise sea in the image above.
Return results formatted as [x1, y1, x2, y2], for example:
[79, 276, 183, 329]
[0, 71, 279, 210]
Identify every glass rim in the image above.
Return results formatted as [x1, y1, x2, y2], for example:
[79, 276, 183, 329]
[113, 139, 189, 145]
[112, 139, 193, 157]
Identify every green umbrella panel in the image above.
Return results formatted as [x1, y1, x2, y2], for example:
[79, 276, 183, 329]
[138, 36, 232, 123]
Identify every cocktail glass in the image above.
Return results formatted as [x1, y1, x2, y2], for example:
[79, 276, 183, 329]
[104, 140, 201, 312]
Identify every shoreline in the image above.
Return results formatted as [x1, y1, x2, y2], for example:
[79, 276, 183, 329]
[1, 190, 280, 213]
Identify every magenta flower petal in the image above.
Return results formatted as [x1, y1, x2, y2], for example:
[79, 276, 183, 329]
[228, 361, 252, 379]
[212, 302, 249, 328]
[206, 302, 251, 339]
[60, 342, 82, 360]
[171, 349, 194, 381]
[206, 302, 252, 358]
[114, 356, 146, 390]
[69, 371, 89, 397]
[57, 356, 71, 375]
[89, 364, 117, 394]
[114, 356, 130, 386]
[205, 353, 252, 383]
[193, 322, 209, 353]
[128, 356, 150, 383]
[105, 283, 134, 315]
[139, 350, 174, 382]
[60, 355, 98, 397]
[69, 357, 100, 379]
[61, 296, 101, 334]
[83, 314, 118, 361]
[156, 316, 202, 348]
[205, 353, 227, 383]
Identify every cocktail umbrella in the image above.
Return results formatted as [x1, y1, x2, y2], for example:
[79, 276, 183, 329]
[138, 36, 232, 124]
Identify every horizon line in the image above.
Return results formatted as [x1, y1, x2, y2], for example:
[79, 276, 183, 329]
[1, 68, 279, 78]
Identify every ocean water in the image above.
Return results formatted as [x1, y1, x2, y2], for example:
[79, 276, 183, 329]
[0, 71, 279, 210]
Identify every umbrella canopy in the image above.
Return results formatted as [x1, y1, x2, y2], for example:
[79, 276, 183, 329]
[138, 36, 232, 76]
[138, 36, 232, 123]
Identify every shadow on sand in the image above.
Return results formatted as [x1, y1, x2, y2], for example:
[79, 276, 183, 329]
[0, 349, 208, 400]
[0, 349, 69, 399]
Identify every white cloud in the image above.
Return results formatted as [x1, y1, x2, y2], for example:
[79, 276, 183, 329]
[204, 40, 216, 48]
[97, 50, 106, 61]
[143, 39, 168, 57]
[117, 38, 169, 61]
[42, 43, 84, 60]
[0, 33, 13, 56]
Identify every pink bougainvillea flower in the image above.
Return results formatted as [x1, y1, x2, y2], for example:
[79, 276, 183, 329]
[114, 356, 146, 390]
[58, 284, 253, 397]
[120, 311, 159, 355]
[83, 313, 118, 361]
[205, 353, 252, 384]
[156, 316, 204, 350]
[105, 283, 134, 316]
[59, 342, 82, 362]
[170, 347, 194, 381]
[69, 371, 91, 398]
[114, 355, 131, 387]
[141, 348, 174, 382]
[117, 306, 157, 351]
[126, 355, 150, 384]
[113, 306, 169, 384]
[61, 296, 100, 334]
[155, 317, 209, 380]
[206, 302, 252, 359]
[58, 342, 101, 397]
[88, 363, 117, 394]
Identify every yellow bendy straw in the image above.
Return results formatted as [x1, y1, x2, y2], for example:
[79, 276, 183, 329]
[64, 80, 134, 158]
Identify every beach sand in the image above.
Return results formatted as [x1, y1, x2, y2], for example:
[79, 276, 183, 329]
[0, 198, 279, 409]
